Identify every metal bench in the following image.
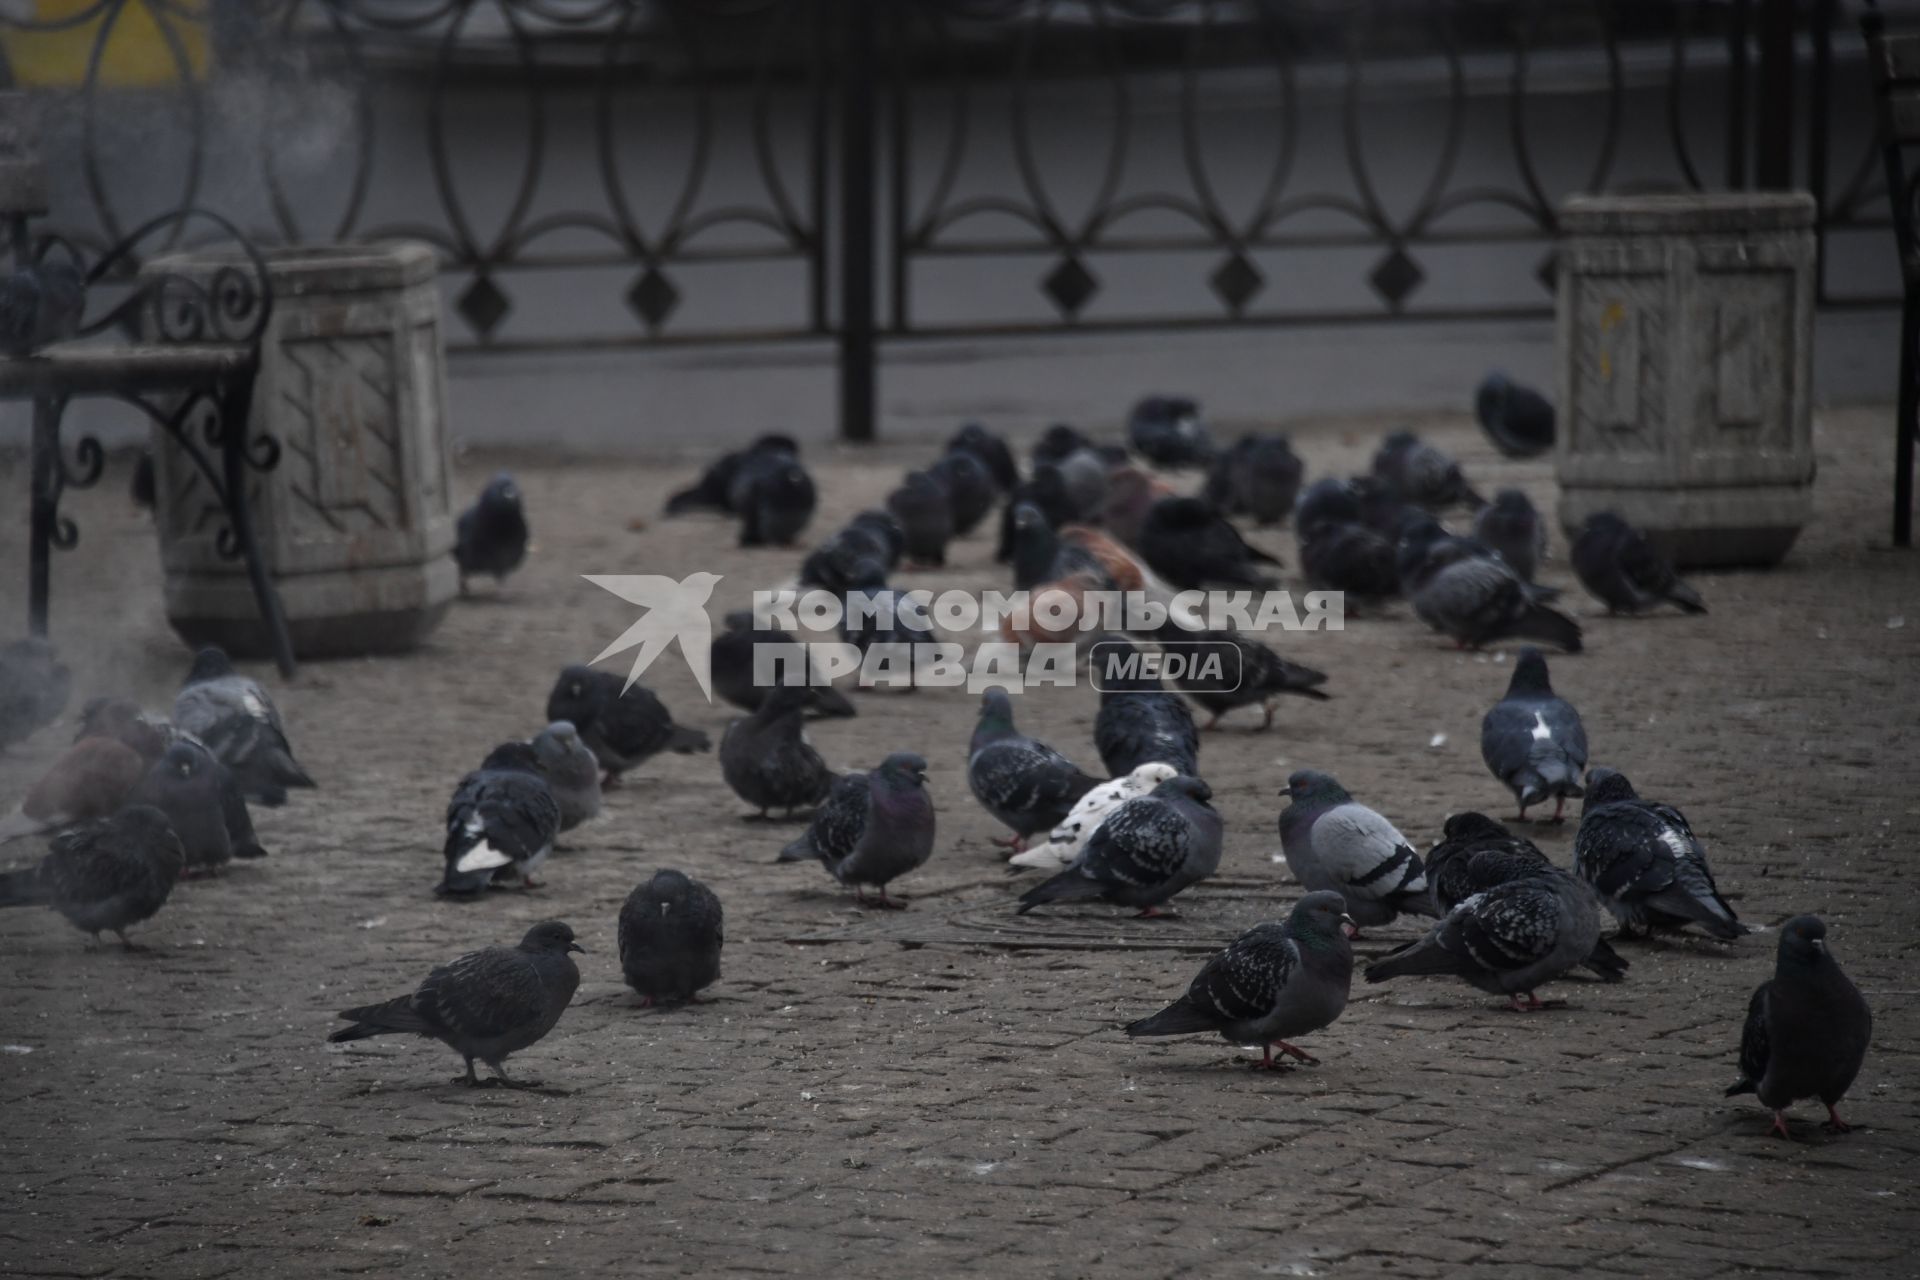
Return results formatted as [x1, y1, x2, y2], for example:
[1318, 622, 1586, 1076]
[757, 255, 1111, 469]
[1865, 7, 1920, 549]
[0, 99, 295, 674]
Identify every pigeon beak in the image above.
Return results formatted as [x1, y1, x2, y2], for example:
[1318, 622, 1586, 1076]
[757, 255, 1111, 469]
[1810, 938, 1826, 954]
[1339, 914, 1356, 929]
[568, 942, 588, 954]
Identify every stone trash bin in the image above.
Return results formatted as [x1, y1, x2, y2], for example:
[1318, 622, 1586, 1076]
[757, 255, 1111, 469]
[144, 242, 458, 657]
[1555, 193, 1817, 568]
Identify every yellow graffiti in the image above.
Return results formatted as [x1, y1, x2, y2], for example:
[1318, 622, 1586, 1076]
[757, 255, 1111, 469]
[6, 0, 210, 89]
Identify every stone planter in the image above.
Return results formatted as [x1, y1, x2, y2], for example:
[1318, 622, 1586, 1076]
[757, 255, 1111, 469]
[146, 242, 457, 657]
[1554, 193, 1817, 568]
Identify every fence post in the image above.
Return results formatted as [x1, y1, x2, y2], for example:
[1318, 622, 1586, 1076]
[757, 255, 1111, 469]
[838, 0, 877, 443]
[1755, 0, 1796, 189]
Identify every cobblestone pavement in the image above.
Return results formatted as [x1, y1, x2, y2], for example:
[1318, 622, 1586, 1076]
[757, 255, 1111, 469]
[2, 409, 1916, 1278]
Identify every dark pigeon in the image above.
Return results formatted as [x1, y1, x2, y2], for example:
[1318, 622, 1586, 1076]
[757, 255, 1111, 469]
[948, 422, 1018, 492]
[1128, 395, 1214, 468]
[1480, 647, 1588, 821]
[1091, 642, 1201, 777]
[125, 742, 233, 874]
[0, 258, 85, 357]
[838, 561, 937, 685]
[710, 610, 856, 717]
[1155, 623, 1329, 730]
[171, 646, 314, 806]
[1138, 497, 1282, 591]
[967, 689, 1101, 852]
[719, 683, 836, 818]
[546, 666, 711, 786]
[73, 699, 263, 861]
[1573, 767, 1744, 940]
[437, 742, 561, 894]
[1278, 769, 1436, 935]
[1205, 434, 1303, 526]
[1298, 519, 1400, 606]
[0, 805, 183, 948]
[800, 512, 905, 594]
[1127, 892, 1353, 1068]
[993, 467, 1079, 564]
[1571, 512, 1707, 615]
[0, 637, 70, 752]
[1364, 867, 1604, 1011]
[1033, 422, 1096, 468]
[886, 469, 954, 567]
[618, 869, 724, 1006]
[1017, 775, 1223, 917]
[328, 920, 584, 1088]
[1009, 501, 1105, 591]
[1371, 430, 1485, 510]
[929, 449, 997, 536]
[0, 736, 147, 843]
[454, 472, 529, 592]
[531, 721, 601, 833]
[732, 449, 816, 548]
[1400, 518, 1581, 651]
[1475, 371, 1555, 459]
[777, 752, 935, 907]
[665, 434, 798, 515]
[1473, 489, 1547, 583]
[1726, 915, 1872, 1138]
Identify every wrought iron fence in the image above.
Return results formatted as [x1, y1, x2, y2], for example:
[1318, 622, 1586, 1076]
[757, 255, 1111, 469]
[0, 0, 1906, 437]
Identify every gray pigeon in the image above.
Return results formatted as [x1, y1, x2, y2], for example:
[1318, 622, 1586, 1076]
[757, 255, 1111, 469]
[886, 469, 954, 567]
[328, 919, 584, 1088]
[438, 742, 561, 895]
[733, 448, 816, 548]
[778, 752, 935, 907]
[1480, 648, 1588, 821]
[0, 637, 70, 752]
[546, 666, 711, 786]
[125, 742, 233, 874]
[1727, 915, 1872, 1138]
[1153, 624, 1329, 731]
[618, 869, 724, 1006]
[1278, 770, 1437, 936]
[1573, 767, 1744, 940]
[1571, 512, 1708, 615]
[77, 700, 265, 861]
[1365, 867, 1603, 1011]
[665, 434, 798, 516]
[1125, 891, 1354, 1068]
[531, 721, 602, 833]
[1473, 489, 1548, 582]
[0, 805, 183, 948]
[1400, 519, 1582, 652]
[1128, 395, 1214, 468]
[719, 683, 835, 818]
[1371, 430, 1485, 510]
[1017, 775, 1222, 917]
[1204, 433, 1303, 526]
[967, 689, 1101, 852]
[948, 422, 1018, 492]
[172, 646, 315, 806]
[454, 472, 529, 593]
[929, 449, 997, 536]
[0, 258, 85, 357]
[1091, 644, 1201, 777]
[710, 610, 856, 718]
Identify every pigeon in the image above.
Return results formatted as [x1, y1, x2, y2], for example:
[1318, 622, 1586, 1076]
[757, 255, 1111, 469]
[967, 689, 1101, 852]
[886, 469, 954, 566]
[1475, 371, 1555, 459]
[530, 721, 602, 833]
[1480, 647, 1588, 821]
[1033, 422, 1096, 469]
[733, 448, 816, 547]
[0, 806, 183, 948]
[618, 869, 724, 1006]
[838, 561, 938, 681]
[1101, 467, 1175, 547]
[800, 513, 905, 593]
[171, 646, 314, 806]
[929, 449, 997, 536]
[1364, 867, 1605, 1011]
[1057, 524, 1147, 593]
[1125, 892, 1355, 1067]
[1155, 624, 1329, 730]
[1009, 502, 1106, 591]
[1371, 430, 1485, 509]
[719, 683, 836, 818]
[76, 700, 264, 861]
[0, 736, 148, 843]
[546, 666, 711, 786]
[1205, 434, 1303, 525]
[948, 422, 1018, 492]
[437, 742, 562, 894]
[993, 468, 1079, 564]
[0, 258, 85, 357]
[1049, 449, 1111, 523]
[1128, 395, 1214, 468]
[777, 752, 935, 907]
[1473, 489, 1548, 582]
[1091, 644, 1201, 777]
[665, 434, 798, 515]
[0, 637, 70, 752]
[1138, 497, 1282, 590]
[1278, 770, 1436, 936]
[1009, 762, 1181, 871]
[454, 472, 529, 593]
[1726, 915, 1873, 1139]
[328, 919, 584, 1088]
[1570, 512, 1708, 615]
[1400, 518, 1582, 651]
[1017, 775, 1222, 917]
[123, 741, 235, 873]
[710, 610, 856, 718]
[1298, 519, 1400, 606]
[1573, 768, 1744, 940]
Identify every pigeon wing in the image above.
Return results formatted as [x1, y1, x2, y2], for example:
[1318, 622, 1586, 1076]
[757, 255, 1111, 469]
[1313, 804, 1428, 904]
[415, 947, 549, 1042]
[1185, 924, 1296, 1024]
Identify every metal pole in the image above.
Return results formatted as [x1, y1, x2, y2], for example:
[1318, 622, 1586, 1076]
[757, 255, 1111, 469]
[1727, 0, 1749, 189]
[837, 0, 877, 443]
[27, 394, 56, 636]
[1898, 288, 1916, 548]
[1755, 0, 1795, 189]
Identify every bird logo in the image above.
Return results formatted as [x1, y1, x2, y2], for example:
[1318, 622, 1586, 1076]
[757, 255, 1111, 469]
[583, 572, 722, 701]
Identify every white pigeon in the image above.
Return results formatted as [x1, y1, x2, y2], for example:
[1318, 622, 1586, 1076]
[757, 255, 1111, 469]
[1009, 762, 1180, 870]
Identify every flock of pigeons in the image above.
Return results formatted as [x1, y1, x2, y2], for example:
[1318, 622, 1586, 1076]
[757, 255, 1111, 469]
[0, 377, 1872, 1140]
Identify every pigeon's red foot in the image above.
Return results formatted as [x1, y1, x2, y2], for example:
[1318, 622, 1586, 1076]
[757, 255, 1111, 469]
[1506, 992, 1546, 1013]
[1823, 1106, 1853, 1134]
[601, 772, 623, 790]
[990, 833, 1026, 853]
[1249, 1045, 1293, 1071]
[1135, 905, 1178, 919]
[1260, 703, 1275, 731]
[1769, 1111, 1794, 1140]
[1274, 1041, 1319, 1065]
[1551, 797, 1566, 822]
[520, 876, 542, 890]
